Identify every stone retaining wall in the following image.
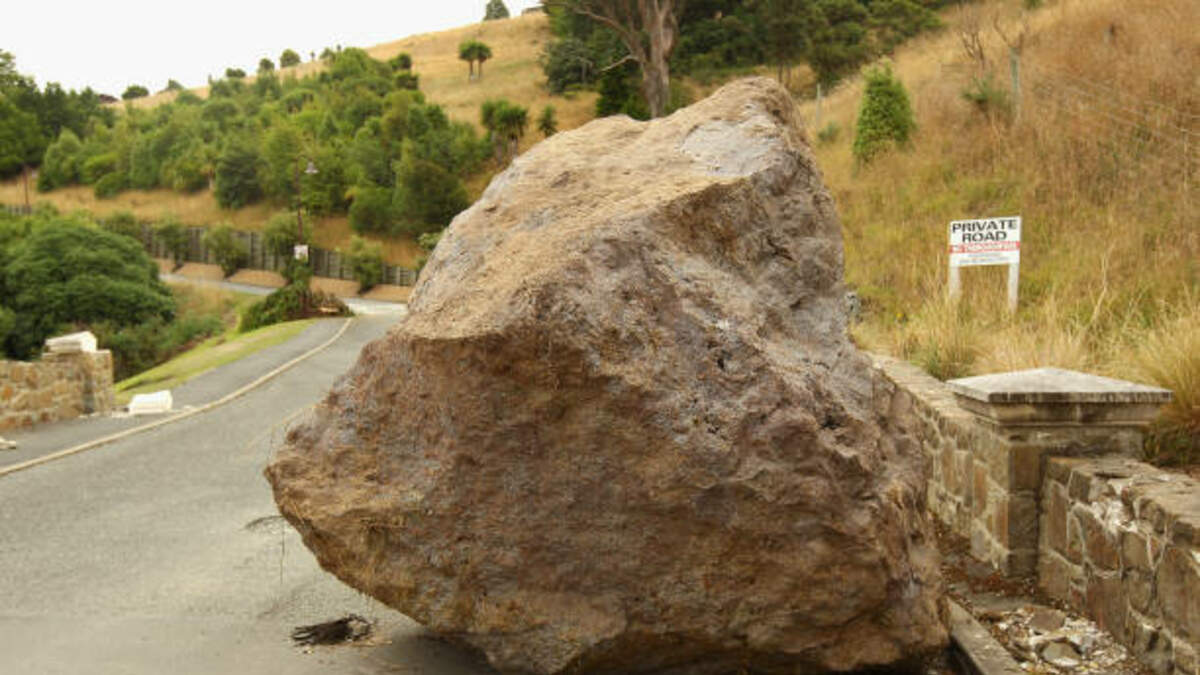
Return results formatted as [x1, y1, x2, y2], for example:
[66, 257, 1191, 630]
[0, 351, 115, 431]
[1039, 457, 1199, 675]
[871, 355, 1038, 574]
[871, 354, 1196, 674]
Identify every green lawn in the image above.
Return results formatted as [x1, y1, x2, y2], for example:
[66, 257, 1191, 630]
[114, 319, 316, 404]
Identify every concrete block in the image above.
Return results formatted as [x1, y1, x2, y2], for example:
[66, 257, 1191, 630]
[129, 390, 173, 415]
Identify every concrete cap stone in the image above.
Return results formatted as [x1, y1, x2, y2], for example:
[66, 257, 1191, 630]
[948, 368, 1173, 405]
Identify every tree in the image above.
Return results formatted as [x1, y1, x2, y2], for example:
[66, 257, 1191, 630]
[538, 105, 558, 137]
[481, 99, 528, 164]
[258, 58, 275, 73]
[1, 219, 174, 359]
[484, 0, 511, 20]
[0, 95, 41, 179]
[225, 67, 247, 80]
[214, 137, 263, 208]
[154, 215, 189, 268]
[852, 62, 915, 165]
[280, 49, 301, 68]
[458, 40, 493, 80]
[393, 154, 469, 234]
[760, 0, 815, 85]
[389, 53, 413, 71]
[122, 84, 149, 100]
[164, 79, 184, 92]
[549, 0, 684, 117]
[343, 235, 383, 290]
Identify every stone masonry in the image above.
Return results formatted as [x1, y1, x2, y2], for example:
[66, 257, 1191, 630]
[1040, 457, 1200, 675]
[0, 351, 114, 431]
[872, 355, 1195, 674]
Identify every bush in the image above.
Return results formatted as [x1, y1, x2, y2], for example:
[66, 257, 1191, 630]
[538, 105, 557, 138]
[155, 216, 189, 266]
[239, 281, 351, 333]
[101, 211, 142, 240]
[962, 74, 1011, 118]
[122, 85, 149, 100]
[852, 63, 915, 165]
[484, 0, 510, 20]
[0, 219, 174, 359]
[343, 235, 383, 290]
[263, 211, 309, 261]
[202, 223, 248, 276]
[214, 138, 263, 208]
[38, 130, 83, 191]
[81, 152, 119, 184]
[392, 155, 469, 235]
[389, 53, 413, 71]
[93, 171, 128, 199]
[394, 72, 420, 91]
[816, 121, 841, 145]
[280, 49, 301, 68]
[99, 313, 224, 381]
[349, 186, 396, 234]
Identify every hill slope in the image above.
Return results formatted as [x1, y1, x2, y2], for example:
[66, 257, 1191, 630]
[0, 12, 595, 267]
[800, 0, 1198, 459]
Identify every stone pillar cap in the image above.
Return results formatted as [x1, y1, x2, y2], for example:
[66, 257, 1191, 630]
[948, 368, 1172, 404]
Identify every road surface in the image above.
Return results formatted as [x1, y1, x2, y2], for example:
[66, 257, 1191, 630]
[0, 314, 496, 675]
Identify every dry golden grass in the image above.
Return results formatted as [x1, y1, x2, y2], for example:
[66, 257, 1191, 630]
[814, 0, 1200, 454]
[1, 13, 591, 268]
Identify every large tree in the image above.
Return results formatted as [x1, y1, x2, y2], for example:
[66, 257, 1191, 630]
[551, 0, 685, 118]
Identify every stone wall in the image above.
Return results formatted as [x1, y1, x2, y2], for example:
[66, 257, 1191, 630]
[1039, 457, 1200, 675]
[871, 354, 1196, 675]
[0, 351, 115, 431]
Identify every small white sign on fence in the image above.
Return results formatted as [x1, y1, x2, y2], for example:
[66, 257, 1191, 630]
[948, 216, 1022, 311]
[293, 244, 309, 261]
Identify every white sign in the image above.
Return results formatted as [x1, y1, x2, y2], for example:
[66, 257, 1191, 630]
[293, 244, 309, 261]
[949, 216, 1021, 267]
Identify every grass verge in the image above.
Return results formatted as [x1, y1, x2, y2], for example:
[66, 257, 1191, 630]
[114, 319, 315, 404]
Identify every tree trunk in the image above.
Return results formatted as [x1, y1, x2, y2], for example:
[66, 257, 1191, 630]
[641, 0, 676, 118]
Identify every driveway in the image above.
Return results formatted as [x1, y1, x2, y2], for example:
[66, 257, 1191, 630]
[0, 314, 496, 674]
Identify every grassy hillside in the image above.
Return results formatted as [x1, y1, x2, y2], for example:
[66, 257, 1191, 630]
[801, 0, 1198, 461]
[0, 12, 594, 267]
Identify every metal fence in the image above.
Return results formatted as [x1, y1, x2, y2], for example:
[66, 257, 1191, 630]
[0, 208, 418, 287]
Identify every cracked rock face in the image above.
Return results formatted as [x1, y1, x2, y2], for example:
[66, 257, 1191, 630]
[266, 77, 946, 674]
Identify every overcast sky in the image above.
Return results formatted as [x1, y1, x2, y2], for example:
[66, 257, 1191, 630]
[4, 0, 543, 97]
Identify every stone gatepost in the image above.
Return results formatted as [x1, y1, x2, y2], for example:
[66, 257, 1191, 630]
[946, 368, 1172, 576]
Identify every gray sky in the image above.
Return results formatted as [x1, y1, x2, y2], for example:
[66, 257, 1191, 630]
[4, 0, 543, 97]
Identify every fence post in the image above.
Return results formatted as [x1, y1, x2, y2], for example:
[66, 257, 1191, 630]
[814, 82, 823, 132]
[1010, 48, 1021, 124]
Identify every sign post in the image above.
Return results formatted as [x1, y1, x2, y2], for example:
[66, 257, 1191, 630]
[948, 216, 1022, 312]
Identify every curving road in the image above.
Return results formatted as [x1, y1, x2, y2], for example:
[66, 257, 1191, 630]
[0, 314, 496, 675]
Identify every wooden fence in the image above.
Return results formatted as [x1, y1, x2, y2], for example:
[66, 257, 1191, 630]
[0, 206, 418, 287]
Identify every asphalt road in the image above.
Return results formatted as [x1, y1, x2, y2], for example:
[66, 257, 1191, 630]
[0, 314, 497, 675]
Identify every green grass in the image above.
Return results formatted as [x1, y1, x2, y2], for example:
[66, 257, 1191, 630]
[114, 319, 316, 404]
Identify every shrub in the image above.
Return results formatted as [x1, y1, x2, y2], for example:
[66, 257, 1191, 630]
[214, 138, 263, 208]
[239, 281, 350, 332]
[122, 84, 149, 100]
[394, 72, 420, 91]
[343, 235, 383, 290]
[225, 67, 246, 80]
[202, 224, 248, 276]
[155, 216, 189, 266]
[349, 186, 396, 234]
[38, 130, 83, 191]
[93, 171, 128, 199]
[852, 62, 915, 165]
[393, 155, 469, 235]
[263, 211, 310, 260]
[961, 74, 1011, 118]
[816, 121, 841, 145]
[538, 105, 558, 138]
[81, 152, 119, 184]
[258, 58, 274, 72]
[101, 211, 142, 240]
[389, 53, 413, 71]
[280, 49, 301, 68]
[0, 219, 174, 359]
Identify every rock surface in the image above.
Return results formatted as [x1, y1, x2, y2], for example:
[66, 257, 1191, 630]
[266, 77, 946, 674]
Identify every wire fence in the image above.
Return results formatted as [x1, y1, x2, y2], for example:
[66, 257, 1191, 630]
[938, 52, 1198, 197]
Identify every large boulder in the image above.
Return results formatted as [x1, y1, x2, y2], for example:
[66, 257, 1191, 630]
[266, 77, 946, 673]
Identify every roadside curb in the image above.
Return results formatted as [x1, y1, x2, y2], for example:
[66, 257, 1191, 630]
[0, 318, 354, 479]
[948, 599, 1024, 675]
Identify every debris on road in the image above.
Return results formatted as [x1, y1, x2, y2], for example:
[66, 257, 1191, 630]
[291, 614, 373, 646]
[0, 436, 16, 450]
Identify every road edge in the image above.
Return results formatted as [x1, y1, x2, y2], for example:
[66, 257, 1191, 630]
[0, 317, 354, 479]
